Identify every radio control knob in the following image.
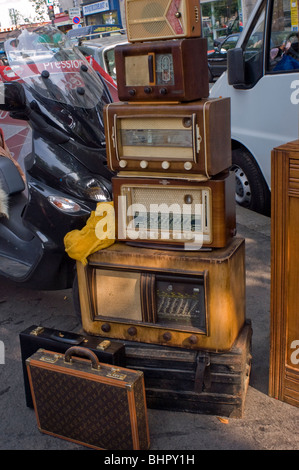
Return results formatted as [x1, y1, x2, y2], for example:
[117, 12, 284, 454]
[184, 194, 193, 204]
[101, 323, 111, 333]
[119, 160, 127, 168]
[162, 161, 170, 169]
[188, 335, 198, 345]
[144, 87, 152, 94]
[140, 160, 148, 169]
[163, 332, 172, 342]
[129, 89, 136, 96]
[184, 162, 193, 170]
[127, 327, 137, 337]
[160, 88, 167, 95]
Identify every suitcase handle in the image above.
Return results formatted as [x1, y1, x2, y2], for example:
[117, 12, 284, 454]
[64, 346, 101, 370]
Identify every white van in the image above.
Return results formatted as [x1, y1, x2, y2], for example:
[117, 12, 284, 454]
[210, 0, 299, 215]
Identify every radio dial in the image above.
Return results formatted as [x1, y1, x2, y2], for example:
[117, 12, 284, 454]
[184, 162, 193, 170]
[128, 89, 136, 96]
[144, 87, 152, 94]
[119, 160, 127, 168]
[162, 161, 170, 169]
[140, 160, 148, 169]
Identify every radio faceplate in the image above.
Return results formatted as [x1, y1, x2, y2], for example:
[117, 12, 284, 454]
[115, 38, 209, 102]
[125, 0, 202, 42]
[112, 173, 236, 248]
[77, 238, 246, 351]
[104, 98, 231, 177]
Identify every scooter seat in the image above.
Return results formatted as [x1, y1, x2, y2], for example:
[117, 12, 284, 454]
[0, 156, 25, 195]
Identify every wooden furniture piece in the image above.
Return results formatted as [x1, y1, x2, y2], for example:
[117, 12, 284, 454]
[115, 38, 209, 102]
[77, 237, 246, 352]
[269, 139, 299, 407]
[104, 98, 231, 177]
[112, 172, 236, 248]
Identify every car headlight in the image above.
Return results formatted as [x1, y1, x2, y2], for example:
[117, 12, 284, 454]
[63, 173, 111, 202]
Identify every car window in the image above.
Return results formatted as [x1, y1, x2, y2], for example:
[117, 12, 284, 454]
[104, 48, 117, 81]
[267, 0, 299, 72]
[242, 2, 266, 85]
[222, 35, 239, 51]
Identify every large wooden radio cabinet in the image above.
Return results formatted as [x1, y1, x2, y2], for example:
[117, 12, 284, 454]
[269, 140, 299, 407]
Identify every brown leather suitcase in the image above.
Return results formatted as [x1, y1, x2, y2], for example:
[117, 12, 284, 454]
[26, 347, 150, 450]
[115, 38, 209, 102]
[20, 325, 126, 409]
[104, 98, 231, 177]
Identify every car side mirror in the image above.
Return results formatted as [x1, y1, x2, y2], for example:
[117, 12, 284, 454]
[213, 39, 221, 51]
[0, 81, 27, 112]
[227, 47, 245, 85]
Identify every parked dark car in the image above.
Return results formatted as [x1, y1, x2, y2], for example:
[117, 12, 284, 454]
[78, 34, 128, 82]
[208, 33, 240, 82]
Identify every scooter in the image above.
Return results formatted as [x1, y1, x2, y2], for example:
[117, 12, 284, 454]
[0, 25, 114, 290]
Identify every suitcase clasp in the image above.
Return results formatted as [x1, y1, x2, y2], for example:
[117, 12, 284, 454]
[30, 326, 45, 336]
[106, 368, 127, 381]
[40, 354, 61, 364]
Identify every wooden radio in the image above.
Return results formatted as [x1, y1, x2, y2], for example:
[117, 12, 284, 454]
[125, 0, 202, 43]
[112, 173, 236, 249]
[77, 238, 246, 351]
[114, 38, 209, 102]
[104, 98, 231, 177]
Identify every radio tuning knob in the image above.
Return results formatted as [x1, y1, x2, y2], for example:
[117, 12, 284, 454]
[160, 88, 167, 95]
[163, 332, 172, 342]
[184, 194, 193, 204]
[144, 87, 152, 94]
[184, 162, 193, 170]
[188, 335, 198, 345]
[162, 161, 170, 169]
[101, 323, 111, 333]
[140, 160, 148, 169]
[127, 327, 137, 337]
[119, 160, 127, 168]
[129, 89, 136, 96]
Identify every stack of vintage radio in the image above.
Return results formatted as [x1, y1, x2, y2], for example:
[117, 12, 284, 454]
[77, 0, 252, 418]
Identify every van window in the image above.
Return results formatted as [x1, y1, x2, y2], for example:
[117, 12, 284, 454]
[242, 2, 266, 85]
[267, 0, 299, 72]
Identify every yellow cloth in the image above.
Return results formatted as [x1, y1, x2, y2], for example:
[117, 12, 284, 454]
[64, 201, 115, 265]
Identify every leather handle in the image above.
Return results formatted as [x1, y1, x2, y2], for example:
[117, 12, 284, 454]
[64, 346, 100, 370]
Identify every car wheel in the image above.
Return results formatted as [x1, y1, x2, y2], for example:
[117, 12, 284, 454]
[231, 148, 271, 216]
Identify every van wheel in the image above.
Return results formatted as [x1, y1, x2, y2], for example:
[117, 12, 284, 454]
[231, 148, 270, 216]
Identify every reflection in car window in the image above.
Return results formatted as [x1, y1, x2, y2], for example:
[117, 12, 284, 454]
[222, 35, 239, 51]
[105, 48, 117, 81]
[267, 0, 299, 72]
[242, 3, 266, 85]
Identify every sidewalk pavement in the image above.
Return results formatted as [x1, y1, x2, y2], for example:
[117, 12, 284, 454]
[1, 205, 299, 451]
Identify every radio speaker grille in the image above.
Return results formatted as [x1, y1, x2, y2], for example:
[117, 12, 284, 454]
[126, 0, 195, 41]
